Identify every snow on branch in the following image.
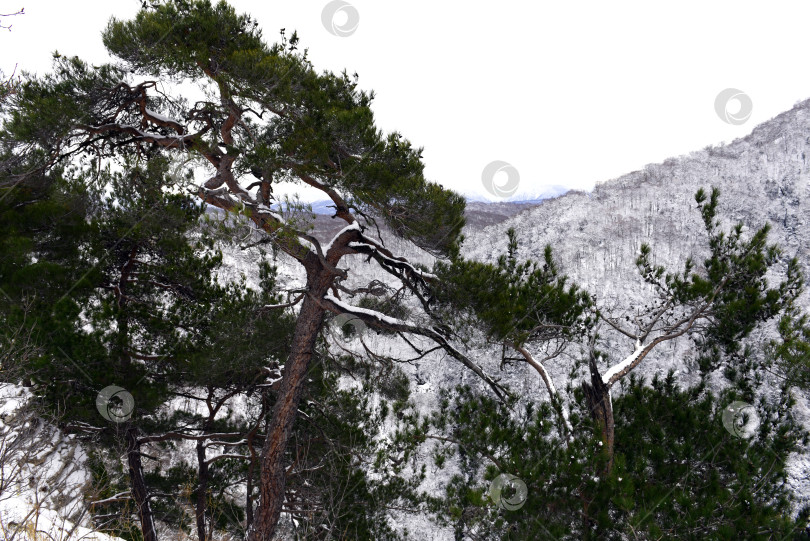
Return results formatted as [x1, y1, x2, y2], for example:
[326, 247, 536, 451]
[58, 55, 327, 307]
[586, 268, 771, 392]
[91, 492, 132, 506]
[601, 339, 645, 386]
[324, 222, 361, 254]
[320, 294, 508, 399]
[511, 343, 557, 396]
[143, 107, 184, 135]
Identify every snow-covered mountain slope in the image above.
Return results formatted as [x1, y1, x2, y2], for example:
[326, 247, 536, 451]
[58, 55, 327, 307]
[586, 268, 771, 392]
[464, 103, 809, 294]
[462, 98, 809, 376]
[458, 97, 810, 515]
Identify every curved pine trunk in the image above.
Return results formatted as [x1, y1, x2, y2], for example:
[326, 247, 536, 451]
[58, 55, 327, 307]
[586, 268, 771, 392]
[580, 359, 614, 535]
[248, 266, 331, 540]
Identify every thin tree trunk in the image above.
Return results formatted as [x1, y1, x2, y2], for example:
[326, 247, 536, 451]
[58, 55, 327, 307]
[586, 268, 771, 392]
[245, 391, 266, 531]
[195, 439, 209, 541]
[248, 266, 331, 540]
[582, 355, 615, 475]
[246, 436, 255, 530]
[580, 356, 614, 537]
[126, 427, 158, 541]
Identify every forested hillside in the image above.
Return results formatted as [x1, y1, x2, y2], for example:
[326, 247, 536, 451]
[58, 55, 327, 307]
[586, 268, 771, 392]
[1, 1, 809, 540]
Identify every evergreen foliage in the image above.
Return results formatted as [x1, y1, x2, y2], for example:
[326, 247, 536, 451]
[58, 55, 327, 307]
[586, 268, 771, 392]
[425, 376, 809, 540]
[435, 228, 593, 346]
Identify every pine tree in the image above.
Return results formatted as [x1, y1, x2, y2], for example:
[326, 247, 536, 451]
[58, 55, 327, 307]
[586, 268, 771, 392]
[1, 2, 501, 536]
[767, 302, 810, 391]
[583, 187, 802, 471]
[433, 227, 594, 433]
[425, 375, 808, 539]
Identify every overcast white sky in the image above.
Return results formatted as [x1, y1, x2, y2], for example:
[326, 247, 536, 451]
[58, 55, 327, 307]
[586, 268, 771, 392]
[4, 1, 810, 201]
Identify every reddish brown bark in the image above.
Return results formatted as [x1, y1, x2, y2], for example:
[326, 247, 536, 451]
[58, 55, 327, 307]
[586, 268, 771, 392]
[248, 259, 333, 540]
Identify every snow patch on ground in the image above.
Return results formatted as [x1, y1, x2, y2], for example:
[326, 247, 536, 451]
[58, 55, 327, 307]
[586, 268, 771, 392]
[0, 384, 123, 541]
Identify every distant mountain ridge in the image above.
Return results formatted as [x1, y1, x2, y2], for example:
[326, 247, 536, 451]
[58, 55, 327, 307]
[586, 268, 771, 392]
[303, 184, 570, 216]
[464, 99, 810, 288]
[292, 189, 569, 243]
[462, 184, 571, 204]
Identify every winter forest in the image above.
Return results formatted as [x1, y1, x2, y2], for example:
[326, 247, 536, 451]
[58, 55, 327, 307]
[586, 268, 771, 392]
[1, 1, 810, 540]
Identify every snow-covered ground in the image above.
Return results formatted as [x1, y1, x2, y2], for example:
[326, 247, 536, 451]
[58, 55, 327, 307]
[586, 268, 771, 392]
[0, 384, 124, 541]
